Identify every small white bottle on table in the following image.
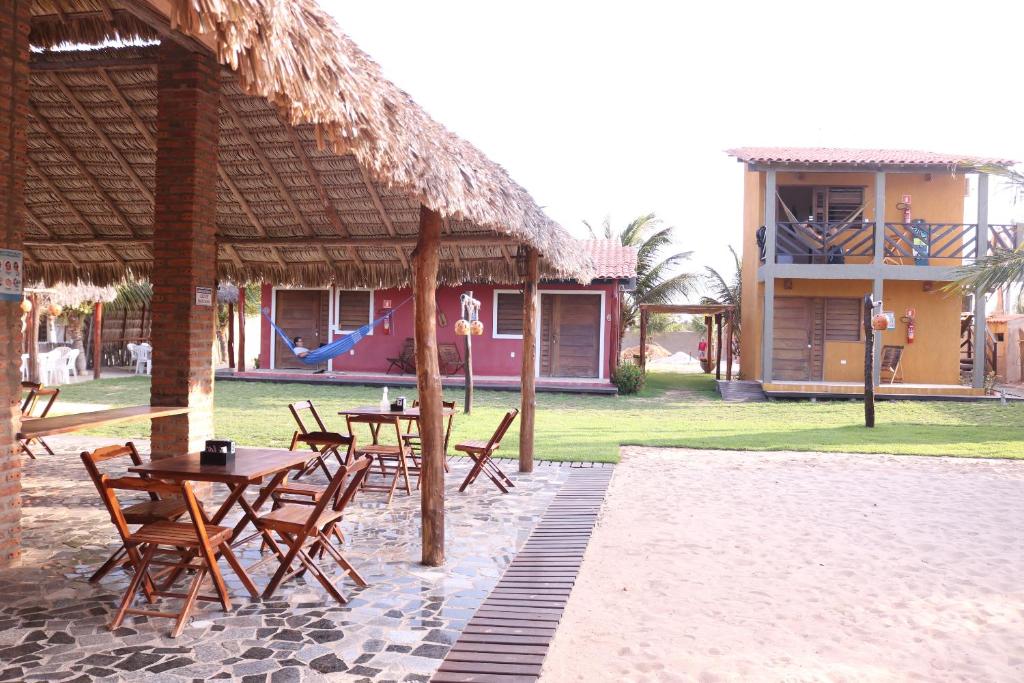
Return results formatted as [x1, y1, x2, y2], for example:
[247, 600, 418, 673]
[380, 386, 390, 412]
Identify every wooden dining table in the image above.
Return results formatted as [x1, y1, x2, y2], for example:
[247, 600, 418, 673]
[128, 447, 312, 596]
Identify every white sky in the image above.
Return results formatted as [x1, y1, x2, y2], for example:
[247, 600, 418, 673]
[321, 0, 1024, 282]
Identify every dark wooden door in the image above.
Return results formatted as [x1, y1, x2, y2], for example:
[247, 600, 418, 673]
[274, 290, 325, 369]
[540, 294, 600, 378]
[772, 297, 824, 381]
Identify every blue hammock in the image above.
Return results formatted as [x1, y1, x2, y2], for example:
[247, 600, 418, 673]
[263, 297, 412, 366]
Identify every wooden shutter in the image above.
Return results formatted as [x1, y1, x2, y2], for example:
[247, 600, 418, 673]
[826, 187, 864, 222]
[496, 292, 524, 335]
[825, 298, 861, 341]
[336, 290, 371, 330]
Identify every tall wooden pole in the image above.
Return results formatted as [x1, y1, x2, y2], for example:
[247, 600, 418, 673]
[519, 248, 539, 473]
[227, 302, 235, 369]
[863, 294, 875, 428]
[704, 315, 713, 373]
[638, 307, 647, 372]
[414, 206, 444, 566]
[714, 312, 723, 380]
[237, 286, 247, 373]
[463, 291, 474, 414]
[92, 301, 103, 380]
[27, 293, 39, 383]
[725, 310, 734, 381]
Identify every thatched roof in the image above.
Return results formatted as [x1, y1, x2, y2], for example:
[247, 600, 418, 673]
[25, 1, 593, 287]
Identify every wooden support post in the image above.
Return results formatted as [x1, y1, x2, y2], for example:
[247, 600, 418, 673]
[725, 311, 734, 381]
[414, 206, 444, 567]
[27, 294, 39, 383]
[237, 286, 247, 373]
[463, 333, 473, 414]
[638, 307, 648, 372]
[863, 295, 875, 428]
[92, 301, 103, 380]
[519, 248, 539, 474]
[715, 312, 723, 380]
[704, 316, 713, 373]
[227, 302, 235, 369]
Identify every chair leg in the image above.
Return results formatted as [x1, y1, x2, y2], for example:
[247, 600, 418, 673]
[293, 546, 347, 604]
[171, 566, 208, 638]
[318, 530, 367, 587]
[262, 533, 304, 600]
[459, 455, 485, 492]
[20, 441, 36, 460]
[110, 543, 156, 632]
[39, 438, 55, 456]
[90, 545, 128, 583]
[218, 542, 258, 601]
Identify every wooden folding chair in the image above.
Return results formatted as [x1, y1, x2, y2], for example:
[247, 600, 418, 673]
[455, 409, 519, 493]
[880, 345, 905, 384]
[256, 454, 372, 603]
[19, 386, 59, 459]
[438, 343, 466, 376]
[287, 400, 350, 480]
[402, 399, 455, 479]
[345, 414, 413, 504]
[386, 338, 416, 374]
[80, 443, 189, 584]
[99, 476, 247, 638]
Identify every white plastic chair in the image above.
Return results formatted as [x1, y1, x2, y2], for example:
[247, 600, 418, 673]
[38, 349, 60, 385]
[49, 347, 72, 384]
[64, 348, 80, 380]
[20, 354, 28, 381]
[135, 343, 152, 375]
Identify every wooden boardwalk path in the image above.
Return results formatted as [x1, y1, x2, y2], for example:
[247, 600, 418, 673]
[431, 467, 614, 682]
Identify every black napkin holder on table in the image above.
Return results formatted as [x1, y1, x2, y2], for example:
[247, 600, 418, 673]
[200, 439, 235, 466]
[390, 396, 406, 412]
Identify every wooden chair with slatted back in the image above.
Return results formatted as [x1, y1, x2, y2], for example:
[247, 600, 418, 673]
[287, 400, 350, 480]
[99, 476, 248, 638]
[879, 345, 905, 384]
[402, 399, 455, 478]
[455, 409, 519, 493]
[81, 443, 189, 584]
[19, 386, 60, 459]
[345, 414, 413, 504]
[257, 454, 373, 603]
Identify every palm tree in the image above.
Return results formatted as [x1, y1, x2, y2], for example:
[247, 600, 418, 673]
[955, 165, 1024, 293]
[585, 213, 697, 343]
[700, 245, 741, 346]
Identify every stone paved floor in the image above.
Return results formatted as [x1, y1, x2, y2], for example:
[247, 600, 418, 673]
[0, 436, 572, 682]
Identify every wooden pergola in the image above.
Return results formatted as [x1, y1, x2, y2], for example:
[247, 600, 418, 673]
[638, 303, 738, 380]
[0, 0, 593, 569]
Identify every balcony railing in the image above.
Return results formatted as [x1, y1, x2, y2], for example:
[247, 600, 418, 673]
[759, 221, 1021, 266]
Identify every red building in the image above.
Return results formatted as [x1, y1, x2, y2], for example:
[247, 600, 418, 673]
[257, 240, 637, 389]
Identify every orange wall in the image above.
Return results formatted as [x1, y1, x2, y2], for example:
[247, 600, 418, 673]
[739, 167, 968, 384]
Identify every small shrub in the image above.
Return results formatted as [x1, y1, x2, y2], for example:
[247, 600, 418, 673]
[612, 361, 645, 395]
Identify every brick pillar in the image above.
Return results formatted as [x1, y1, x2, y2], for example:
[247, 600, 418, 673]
[150, 43, 220, 458]
[0, 0, 29, 567]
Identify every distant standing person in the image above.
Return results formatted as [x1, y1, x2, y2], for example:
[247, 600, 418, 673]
[697, 338, 708, 361]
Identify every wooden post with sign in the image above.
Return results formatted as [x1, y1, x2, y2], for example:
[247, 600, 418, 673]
[863, 294, 875, 428]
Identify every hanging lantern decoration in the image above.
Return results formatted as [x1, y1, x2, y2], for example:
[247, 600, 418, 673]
[458, 291, 482, 336]
[47, 303, 62, 317]
[19, 298, 32, 314]
[871, 312, 889, 331]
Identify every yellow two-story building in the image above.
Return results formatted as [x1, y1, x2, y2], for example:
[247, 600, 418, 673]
[728, 146, 1018, 397]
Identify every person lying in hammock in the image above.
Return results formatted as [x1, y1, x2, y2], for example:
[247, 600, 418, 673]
[292, 337, 310, 358]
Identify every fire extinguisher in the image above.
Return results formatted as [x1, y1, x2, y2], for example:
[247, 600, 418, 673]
[382, 309, 392, 335]
[902, 308, 916, 344]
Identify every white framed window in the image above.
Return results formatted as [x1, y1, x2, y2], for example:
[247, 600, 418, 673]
[335, 289, 374, 333]
[492, 289, 524, 339]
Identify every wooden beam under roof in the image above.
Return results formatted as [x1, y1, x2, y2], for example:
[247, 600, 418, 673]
[25, 155, 127, 266]
[284, 125, 367, 272]
[216, 168, 289, 269]
[115, 1, 216, 54]
[24, 209, 79, 267]
[28, 102, 137, 238]
[50, 73, 155, 204]
[221, 95, 336, 269]
[357, 164, 410, 269]
[26, 235, 519, 248]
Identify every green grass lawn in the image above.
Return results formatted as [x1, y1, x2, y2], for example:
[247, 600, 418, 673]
[54, 373, 1024, 462]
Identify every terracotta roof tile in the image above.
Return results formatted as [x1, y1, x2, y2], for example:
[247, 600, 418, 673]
[726, 146, 1014, 167]
[578, 239, 637, 280]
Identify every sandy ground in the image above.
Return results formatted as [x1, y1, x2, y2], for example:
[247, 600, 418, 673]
[541, 447, 1024, 682]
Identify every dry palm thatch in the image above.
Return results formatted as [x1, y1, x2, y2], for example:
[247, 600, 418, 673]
[25, 1, 594, 287]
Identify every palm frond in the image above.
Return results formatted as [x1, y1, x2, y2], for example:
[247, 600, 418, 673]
[952, 248, 1024, 293]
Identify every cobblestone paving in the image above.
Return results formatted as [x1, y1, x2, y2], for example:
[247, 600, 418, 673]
[0, 436, 571, 682]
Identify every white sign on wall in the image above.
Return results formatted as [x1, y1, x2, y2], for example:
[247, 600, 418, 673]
[195, 286, 213, 307]
[0, 249, 24, 302]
